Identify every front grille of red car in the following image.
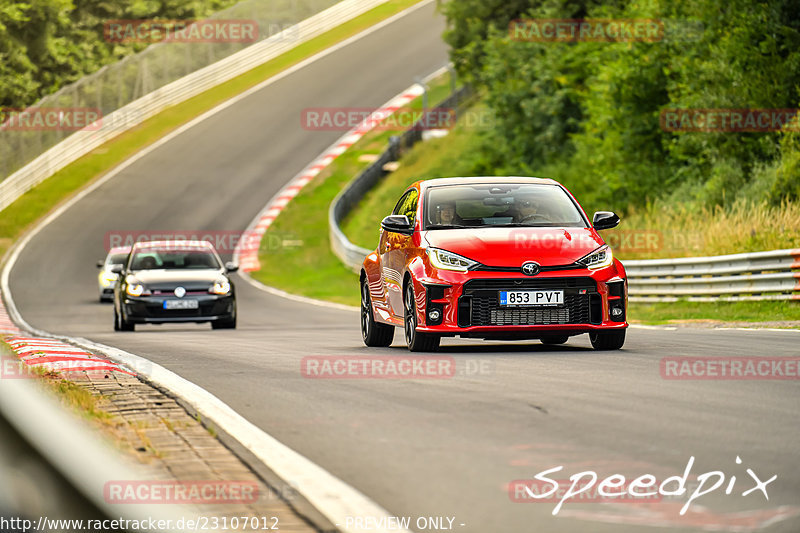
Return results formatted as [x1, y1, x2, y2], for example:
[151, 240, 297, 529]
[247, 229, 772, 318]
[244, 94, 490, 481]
[459, 277, 596, 327]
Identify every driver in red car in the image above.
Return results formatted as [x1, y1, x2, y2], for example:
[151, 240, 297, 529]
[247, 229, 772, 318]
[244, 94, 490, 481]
[434, 201, 461, 225]
[512, 197, 551, 223]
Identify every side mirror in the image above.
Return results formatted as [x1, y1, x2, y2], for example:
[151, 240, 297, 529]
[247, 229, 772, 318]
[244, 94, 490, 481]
[592, 211, 620, 231]
[380, 215, 414, 235]
[109, 264, 124, 274]
[225, 261, 239, 273]
[96, 260, 105, 268]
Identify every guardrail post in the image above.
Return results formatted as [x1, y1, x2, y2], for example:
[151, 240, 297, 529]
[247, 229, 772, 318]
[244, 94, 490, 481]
[446, 64, 456, 97]
[415, 77, 428, 111]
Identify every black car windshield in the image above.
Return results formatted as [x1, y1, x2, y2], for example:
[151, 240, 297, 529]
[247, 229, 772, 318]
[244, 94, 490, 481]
[106, 253, 129, 266]
[129, 248, 221, 270]
[424, 183, 587, 229]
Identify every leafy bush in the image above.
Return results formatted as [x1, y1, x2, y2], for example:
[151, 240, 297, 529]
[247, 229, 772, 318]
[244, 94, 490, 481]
[0, 0, 239, 109]
[440, 0, 800, 209]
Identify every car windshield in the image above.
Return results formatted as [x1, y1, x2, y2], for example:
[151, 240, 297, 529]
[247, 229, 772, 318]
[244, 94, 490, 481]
[106, 253, 129, 266]
[424, 183, 587, 229]
[129, 248, 221, 270]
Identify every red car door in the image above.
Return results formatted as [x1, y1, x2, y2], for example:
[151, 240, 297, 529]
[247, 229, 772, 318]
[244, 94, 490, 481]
[379, 188, 418, 319]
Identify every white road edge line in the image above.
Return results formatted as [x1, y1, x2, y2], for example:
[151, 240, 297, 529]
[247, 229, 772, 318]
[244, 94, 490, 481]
[0, 3, 441, 532]
[629, 325, 678, 331]
[715, 327, 800, 333]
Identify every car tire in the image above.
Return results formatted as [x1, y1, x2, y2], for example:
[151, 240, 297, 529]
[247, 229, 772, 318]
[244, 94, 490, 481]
[404, 282, 440, 352]
[212, 314, 237, 329]
[590, 330, 625, 350]
[541, 335, 569, 345]
[118, 308, 135, 331]
[361, 277, 394, 347]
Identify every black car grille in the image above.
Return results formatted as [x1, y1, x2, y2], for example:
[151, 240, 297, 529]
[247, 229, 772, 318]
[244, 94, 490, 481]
[127, 299, 232, 319]
[459, 277, 596, 327]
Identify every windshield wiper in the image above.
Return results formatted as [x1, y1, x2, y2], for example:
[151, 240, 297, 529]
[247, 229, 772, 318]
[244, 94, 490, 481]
[426, 224, 471, 229]
[485, 223, 528, 227]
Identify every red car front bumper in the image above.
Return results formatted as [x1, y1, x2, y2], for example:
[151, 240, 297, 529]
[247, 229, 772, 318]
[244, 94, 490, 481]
[410, 262, 628, 339]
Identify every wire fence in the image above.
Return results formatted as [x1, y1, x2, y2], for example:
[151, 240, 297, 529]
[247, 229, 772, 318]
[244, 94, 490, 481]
[0, 0, 339, 181]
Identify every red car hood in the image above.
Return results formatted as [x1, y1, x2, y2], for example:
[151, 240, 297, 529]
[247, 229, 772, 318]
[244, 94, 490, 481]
[423, 227, 605, 267]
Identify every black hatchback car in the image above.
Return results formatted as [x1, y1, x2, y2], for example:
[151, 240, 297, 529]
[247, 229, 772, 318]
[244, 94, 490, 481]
[112, 240, 237, 331]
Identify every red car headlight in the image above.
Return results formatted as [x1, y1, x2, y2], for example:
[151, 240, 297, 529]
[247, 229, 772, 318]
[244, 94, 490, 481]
[577, 245, 613, 270]
[427, 248, 479, 272]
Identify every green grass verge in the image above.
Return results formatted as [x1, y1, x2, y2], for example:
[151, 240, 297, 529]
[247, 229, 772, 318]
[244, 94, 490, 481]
[250, 71, 456, 306]
[629, 300, 800, 325]
[0, 0, 425, 261]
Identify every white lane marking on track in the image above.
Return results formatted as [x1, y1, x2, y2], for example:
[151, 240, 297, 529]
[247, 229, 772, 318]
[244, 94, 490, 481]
[629, 324, 678, 331]
[716, 327, 800, 333]
[1, 2, 439, 532]
[631, 324, 800, 333]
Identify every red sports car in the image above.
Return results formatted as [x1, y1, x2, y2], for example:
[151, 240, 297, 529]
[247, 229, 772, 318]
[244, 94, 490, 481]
[360, 177, 628, 351]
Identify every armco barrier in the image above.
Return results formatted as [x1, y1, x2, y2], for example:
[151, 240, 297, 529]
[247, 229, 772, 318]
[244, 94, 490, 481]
[329, 85, 473, 271]
[624, 249, 800, 302]
[0, 0, 388, 213]
[0, 364, 187, 530]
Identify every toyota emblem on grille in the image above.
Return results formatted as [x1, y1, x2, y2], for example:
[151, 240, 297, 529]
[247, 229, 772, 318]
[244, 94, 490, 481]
[174, 286, 186, 298]
[521, 261, 540, 276]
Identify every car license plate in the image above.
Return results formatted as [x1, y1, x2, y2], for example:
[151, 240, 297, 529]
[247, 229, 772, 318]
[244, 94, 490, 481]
[499, 290, 564, 307]
[163, 299, 199, 310]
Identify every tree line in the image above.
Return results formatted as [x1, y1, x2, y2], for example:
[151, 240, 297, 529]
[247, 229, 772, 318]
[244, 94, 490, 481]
[440, 0, 800, 210]
[0, 0, 237, 110]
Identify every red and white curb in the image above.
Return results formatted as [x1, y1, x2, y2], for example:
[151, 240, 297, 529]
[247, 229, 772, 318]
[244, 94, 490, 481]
[3, 335, 135, 377]
[1, 291, 133, 377]
[235, 84, 425, 272]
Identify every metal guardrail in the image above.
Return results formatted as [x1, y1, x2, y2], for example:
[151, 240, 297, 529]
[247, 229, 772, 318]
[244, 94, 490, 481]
[329, 85, 474, 272]
[0, 0, 388, 214]
[624, 249, 800, 302]
[0, 357, 188, 531]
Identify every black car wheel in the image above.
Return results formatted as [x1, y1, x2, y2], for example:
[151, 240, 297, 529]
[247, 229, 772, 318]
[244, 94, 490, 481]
[361, 277, 393, 347]
[117, 306, 135, 331]
[211, 311, 237, 329]
[404, 282, 440, 352]
[589, 330, 625, 350]
[541, 335, 569, 345]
